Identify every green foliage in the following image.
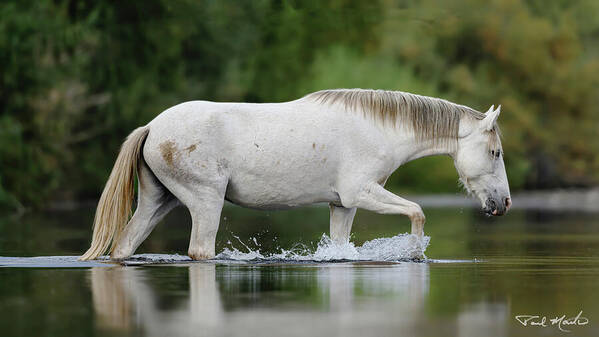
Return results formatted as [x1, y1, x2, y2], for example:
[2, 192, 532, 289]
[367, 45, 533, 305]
[378, 0, 599, 189]
[1, 0, 598, 210]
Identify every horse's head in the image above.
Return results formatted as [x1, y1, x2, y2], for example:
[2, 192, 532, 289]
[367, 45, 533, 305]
[454, 105, 511, 216]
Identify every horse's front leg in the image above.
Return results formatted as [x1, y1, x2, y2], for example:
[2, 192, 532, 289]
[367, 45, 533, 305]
[346, 183, 425, 237]
[329, 203, 357, 244]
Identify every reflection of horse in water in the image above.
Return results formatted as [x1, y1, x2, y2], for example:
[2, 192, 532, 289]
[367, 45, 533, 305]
[89, 263, 431, 336]
[80, 89, 511, 261]
[89, 262, 509, 337]
[90, 265, 222, 335]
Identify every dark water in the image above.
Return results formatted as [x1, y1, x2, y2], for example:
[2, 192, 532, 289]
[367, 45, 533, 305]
[1, 204, 598, 337]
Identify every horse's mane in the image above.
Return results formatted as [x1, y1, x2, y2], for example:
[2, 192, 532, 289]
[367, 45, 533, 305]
[305, 88, 500, 150]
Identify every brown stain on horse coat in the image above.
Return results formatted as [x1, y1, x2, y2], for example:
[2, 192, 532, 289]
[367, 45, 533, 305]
[185, 144, 197, 154]
[159, 140, 178, 167]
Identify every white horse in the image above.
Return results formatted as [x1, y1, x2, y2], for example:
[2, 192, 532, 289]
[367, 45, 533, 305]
[80, 89, 511, 261]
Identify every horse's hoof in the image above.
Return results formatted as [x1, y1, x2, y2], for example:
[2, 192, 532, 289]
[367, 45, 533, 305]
[110, 255, 128, 262]
[188, 250, 215, 260]
[411, 254, 426, 261]
[110, 250, 131, 261]
[407, 235, 427, 261]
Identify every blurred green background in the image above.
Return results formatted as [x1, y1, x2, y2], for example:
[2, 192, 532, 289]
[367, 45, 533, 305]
[1, 0, 598, 211]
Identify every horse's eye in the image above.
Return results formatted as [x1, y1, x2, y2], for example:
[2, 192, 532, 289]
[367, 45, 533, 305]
[491, 150, 495, 156]
[496, 150, 501, 158]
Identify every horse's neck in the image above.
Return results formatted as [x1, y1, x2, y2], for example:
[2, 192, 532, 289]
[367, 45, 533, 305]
[388, 130, 456, 166]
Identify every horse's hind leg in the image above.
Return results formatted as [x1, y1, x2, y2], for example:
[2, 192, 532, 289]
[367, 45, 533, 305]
[156, 171, 227, 260]
[111, 160, 178, 260]
[164, 182, 225, 260]
[184, 185, 226, 260]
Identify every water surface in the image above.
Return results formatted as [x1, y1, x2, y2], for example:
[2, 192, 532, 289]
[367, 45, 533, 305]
[1, 204, 598, 337]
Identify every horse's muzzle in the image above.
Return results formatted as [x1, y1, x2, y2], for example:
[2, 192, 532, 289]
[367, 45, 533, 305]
[483, 197, 511, 216]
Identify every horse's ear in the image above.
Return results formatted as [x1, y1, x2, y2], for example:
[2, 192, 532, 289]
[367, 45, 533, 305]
[481, 105, 501, 131]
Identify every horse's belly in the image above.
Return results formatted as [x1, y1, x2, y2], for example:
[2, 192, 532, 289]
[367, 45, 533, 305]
[221, 110, 345, 209]
[224, 169, 340, 210]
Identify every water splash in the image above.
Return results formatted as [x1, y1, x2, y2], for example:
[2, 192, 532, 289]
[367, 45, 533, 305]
[216, 233, 430, 262]
[0, 235, 434, 267]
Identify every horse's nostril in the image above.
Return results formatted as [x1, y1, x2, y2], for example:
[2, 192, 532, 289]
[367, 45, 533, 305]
[505, 197, 512, 210]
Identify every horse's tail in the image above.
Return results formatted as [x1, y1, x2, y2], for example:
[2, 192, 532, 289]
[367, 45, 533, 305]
[79, 126, 150, 261]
